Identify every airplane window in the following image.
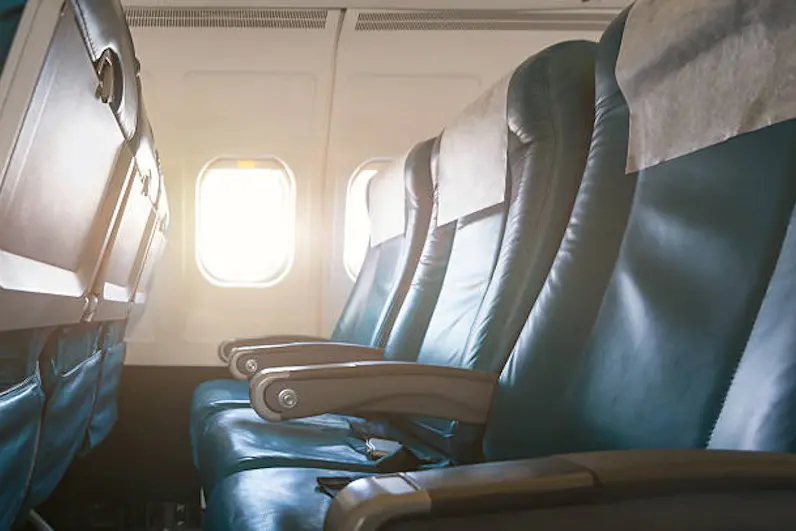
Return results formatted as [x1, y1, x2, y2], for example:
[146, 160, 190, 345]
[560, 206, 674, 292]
[344, 159, 392, 280]
[196, 158, 295, 287]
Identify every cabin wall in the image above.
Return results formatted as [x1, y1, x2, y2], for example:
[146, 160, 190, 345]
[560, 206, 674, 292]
[125, 9, 605, 367]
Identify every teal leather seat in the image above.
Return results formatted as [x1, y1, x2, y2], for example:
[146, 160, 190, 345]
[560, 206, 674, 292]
[190, 138, 435, 459]
[204, 7, 796, 531]
[195, 40, 597, 492]
[0, 0, 166, 523]
[0, 329, 47, 530]
[0, 5, 40, 527]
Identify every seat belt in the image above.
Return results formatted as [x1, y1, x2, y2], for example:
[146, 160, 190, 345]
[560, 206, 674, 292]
[316, 449, 452, 498]
[316, 475, 367, 498]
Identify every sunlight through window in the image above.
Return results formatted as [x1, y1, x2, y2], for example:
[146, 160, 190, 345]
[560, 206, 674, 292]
[196, 159, 294, 287]
[344, 160, 392, 280]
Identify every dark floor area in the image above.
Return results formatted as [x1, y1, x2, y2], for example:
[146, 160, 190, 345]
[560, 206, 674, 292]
[32, 366, 227, 530]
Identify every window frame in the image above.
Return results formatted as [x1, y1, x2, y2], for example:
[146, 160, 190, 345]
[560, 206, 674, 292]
[343, 157, 394, 281]
[195, 156, 296, 288]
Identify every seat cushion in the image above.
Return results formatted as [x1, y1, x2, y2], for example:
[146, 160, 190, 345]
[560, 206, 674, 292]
[204, 468, 354, 531]
[196, 409, 372, 491]
[191, 140, 436, 462]
[190, 379, 251, 464]
[196, 407, 449, 492]
[0, 374, 43, 530]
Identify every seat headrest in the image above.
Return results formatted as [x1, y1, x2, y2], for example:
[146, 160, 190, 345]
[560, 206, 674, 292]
[436, 73, 512, 226]
[617, 0, 796, 172]
[368, 151, 409, 246]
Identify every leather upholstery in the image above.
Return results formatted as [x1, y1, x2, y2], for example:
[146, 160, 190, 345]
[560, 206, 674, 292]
[22, 324, 104, 511]
[195, 41, 597, 491]
[204, 7, 796, 531]
[197, 407, 449, 489]
[84, 321, 127, 452]
[0, 0, 163, 519]
[385, 40, 596, 455]
[189, 139, 435, 457]
[0, 329, 47, 530]
[485, 10, 796, 461]
[708, 182, 796, 452]
[485, 12, 635, 461]
[334, 139, 435, 348]
[205, 468, 346, 531]
[198, 410, 370, 489]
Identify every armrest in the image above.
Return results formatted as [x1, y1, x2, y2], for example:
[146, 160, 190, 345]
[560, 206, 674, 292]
[325, 449, 796, 531]
[249, 361, 497, 423]
[229, 343, 385, 380]
[218, 334, 329, 363]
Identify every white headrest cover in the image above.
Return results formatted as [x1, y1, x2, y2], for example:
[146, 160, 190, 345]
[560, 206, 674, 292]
[617, 0, 796, 173]
[369, 151, 408, 246]
[436, 73, 511, 225]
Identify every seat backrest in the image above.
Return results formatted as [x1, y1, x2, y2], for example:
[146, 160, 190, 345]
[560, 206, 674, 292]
[386, 42, 596, 370]
[0, 0, 155, 515]
[94, 81, 163, 323]
[0, 4, 43, 527]
[0, 328, 47, 530]
[331, 139, 434, 348]
[85, 83, 169, 453]
[485, 2, 796, 462]
[382, 41, 596, 456]
[0, 0, 139, 332]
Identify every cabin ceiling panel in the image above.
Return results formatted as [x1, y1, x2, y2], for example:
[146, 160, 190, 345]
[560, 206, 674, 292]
[122, 0, 630, 12]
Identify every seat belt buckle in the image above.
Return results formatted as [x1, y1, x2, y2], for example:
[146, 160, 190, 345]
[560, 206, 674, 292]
[365, 438, 403, 460]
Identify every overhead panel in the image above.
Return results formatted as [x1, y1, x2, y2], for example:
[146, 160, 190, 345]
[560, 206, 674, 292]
[125, 7, 329, 29]
[122, 0, 630, 11]
[353, 10, 616, 32]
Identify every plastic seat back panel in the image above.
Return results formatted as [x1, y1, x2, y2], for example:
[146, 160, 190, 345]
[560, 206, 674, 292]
[0, 1, 129, 331]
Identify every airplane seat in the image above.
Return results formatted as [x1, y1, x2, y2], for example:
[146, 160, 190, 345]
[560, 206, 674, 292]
[195, 40, 597, 493]
[83, 320, 127, 452]
[204, 3, 796, 530]
[212, 139, 436, 366]
[23, 324, 104, 509]
[0, 4, 42, 528]
[0, 0, 153, 520]
[0, 329, 48, 530]
[84, 84, 166, 453]
[189, 137, 435, 459]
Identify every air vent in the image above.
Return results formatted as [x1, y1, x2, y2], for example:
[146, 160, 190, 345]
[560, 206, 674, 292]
[125, 8, 329, 29]
[354, 11, 613, 32]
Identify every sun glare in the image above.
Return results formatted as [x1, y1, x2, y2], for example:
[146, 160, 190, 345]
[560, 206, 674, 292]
[196, 163, 294, 286]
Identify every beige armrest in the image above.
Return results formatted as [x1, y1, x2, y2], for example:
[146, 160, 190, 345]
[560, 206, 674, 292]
[218, 334, 329, 363]
[228, 343, 384, 380]
[326, 450, 796, 531]
[249, 361, 497, 423]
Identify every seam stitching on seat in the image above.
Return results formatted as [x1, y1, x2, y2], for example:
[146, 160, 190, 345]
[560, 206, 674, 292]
[467, 57, 558, 373]
[706, 200, 796, 448]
